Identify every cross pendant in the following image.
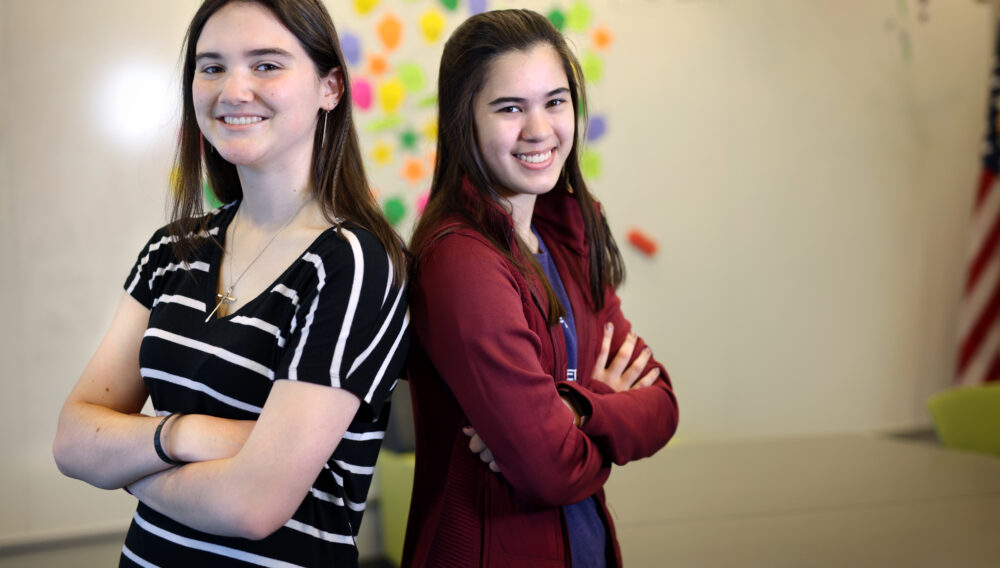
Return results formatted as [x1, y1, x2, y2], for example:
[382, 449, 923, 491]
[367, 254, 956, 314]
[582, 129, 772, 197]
[204, 289, 237, 322]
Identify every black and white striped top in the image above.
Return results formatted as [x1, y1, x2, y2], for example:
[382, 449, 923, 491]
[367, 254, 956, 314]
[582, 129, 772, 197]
[119, 202, 409, 568]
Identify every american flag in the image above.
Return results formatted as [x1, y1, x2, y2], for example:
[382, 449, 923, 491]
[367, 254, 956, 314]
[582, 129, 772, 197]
[956, 28, 1000, 386]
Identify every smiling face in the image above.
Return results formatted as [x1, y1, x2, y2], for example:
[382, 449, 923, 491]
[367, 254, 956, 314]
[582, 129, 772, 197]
[473, 43, 575, 207]
[192, 2, 340, 173]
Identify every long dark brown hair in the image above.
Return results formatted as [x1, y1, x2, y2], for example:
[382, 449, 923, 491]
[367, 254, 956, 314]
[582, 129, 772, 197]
[169, 0, 406, 282]
[411, 9, 624, 320]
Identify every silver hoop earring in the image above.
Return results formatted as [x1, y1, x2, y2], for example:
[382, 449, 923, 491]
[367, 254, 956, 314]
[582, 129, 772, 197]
[322, 110, 329, 146]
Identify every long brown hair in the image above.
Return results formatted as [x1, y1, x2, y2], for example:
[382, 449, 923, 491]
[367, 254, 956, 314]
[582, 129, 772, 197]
[170, 0, 406, 282]
[411, 9, 624, 319]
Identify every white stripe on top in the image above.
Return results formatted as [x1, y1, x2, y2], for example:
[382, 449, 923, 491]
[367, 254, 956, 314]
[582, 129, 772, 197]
[152, 294, 207, 313]
[149, 260, 211, 289]
[342, 430, 385, 441]
[287, 253, 327, 383]
[346, 285, 405, 379]
[364, 311, 409, 404]
[125, 228, 220, 295]
[329, 229, 364, 386]
[231, 316, 286, 348]
[121, 545, 161, 568]
[283, 519, 354, 545]
[144, 328, 274, 380]
[132, 512, 304, 568]
[141, 367, 263, 414]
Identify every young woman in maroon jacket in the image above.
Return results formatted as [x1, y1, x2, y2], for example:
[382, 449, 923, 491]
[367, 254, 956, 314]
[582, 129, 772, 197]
[403, 9, 679, 567]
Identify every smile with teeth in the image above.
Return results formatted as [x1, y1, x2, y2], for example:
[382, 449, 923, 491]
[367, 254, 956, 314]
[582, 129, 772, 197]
[221, 116, 265, 125]
[516, 150, 552, 164]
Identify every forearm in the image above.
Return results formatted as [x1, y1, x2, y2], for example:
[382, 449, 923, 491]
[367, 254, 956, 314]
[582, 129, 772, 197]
[53, 402, 172, 490]
[54, 403, 255, 490]
[128, 457, 288, 540]
[563, 375, 679, 465]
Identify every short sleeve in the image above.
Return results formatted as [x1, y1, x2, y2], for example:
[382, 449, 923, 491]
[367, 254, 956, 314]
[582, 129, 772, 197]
[276, 226, 409, 420]
[123, 227, 175, 309]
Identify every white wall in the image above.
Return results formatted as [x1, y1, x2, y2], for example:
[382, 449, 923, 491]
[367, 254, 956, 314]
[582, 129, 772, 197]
[0, 0, 994, 551]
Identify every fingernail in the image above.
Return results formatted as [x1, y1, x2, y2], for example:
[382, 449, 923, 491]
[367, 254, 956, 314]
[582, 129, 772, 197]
[605, 322, 613, 331]
[462, 426, 472, 435]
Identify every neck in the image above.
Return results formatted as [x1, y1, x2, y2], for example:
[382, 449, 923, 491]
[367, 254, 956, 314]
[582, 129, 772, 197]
[235, 164, 313, 228]
[504, 192, 538, 254]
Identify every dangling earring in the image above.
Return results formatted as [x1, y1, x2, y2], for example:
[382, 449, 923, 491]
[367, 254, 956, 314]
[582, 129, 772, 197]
[321, 110, 329, 146]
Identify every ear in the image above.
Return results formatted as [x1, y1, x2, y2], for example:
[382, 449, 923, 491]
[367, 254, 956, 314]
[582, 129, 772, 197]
[320, 67, 344, 111]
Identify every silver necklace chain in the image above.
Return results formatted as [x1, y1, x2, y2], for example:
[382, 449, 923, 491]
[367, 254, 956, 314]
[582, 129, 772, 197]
[205, 197, 313, 322]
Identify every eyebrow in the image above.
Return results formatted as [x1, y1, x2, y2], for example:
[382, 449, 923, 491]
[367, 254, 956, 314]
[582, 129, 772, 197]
[486, 87, 570, 106]
[195, 47, 295, 62]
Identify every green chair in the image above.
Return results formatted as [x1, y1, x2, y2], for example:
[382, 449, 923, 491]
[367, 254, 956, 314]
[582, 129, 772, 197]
[376, 449, 415, 567]
[927, 383, 1000, 456]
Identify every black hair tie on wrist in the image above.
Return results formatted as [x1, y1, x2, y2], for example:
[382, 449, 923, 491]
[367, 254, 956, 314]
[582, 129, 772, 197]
[154, 413, 186, 466]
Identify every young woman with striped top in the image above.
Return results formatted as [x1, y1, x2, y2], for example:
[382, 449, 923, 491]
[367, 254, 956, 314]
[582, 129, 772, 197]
[53, 1, 409, 566]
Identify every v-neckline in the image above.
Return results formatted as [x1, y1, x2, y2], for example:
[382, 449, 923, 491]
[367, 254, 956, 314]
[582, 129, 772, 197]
[203, 202, 334, 324]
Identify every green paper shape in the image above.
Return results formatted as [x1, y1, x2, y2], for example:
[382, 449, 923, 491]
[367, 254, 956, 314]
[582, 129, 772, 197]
[439, 0, 459, 11]
[203, 180, 222, 208]
[400, 129, 419, 150]
[547, 9, 565, 31]
[367, 115, 404, 133]
[384, 196, 407, 226]
[566, 1, 592, 32]
[580, 149, 602, 179]
[398, 62, 426, 93]
[581, 52, 603, 83]
[418, 94, 438, 108]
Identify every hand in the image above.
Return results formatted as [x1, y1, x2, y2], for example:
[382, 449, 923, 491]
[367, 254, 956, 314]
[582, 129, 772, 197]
[462, 426, 500, 473]
[592, 323, 660, 392]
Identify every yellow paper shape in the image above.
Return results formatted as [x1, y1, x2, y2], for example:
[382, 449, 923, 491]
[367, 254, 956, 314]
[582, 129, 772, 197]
[373, 141, 394, 166]
[420, 9, 446, 43]
[421, 119, 438, 142]
[379, 77, 405, 114]
[354, 0, 379, 15]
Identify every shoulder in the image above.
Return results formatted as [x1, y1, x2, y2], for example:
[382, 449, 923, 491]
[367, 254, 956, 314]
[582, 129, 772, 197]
[137, 201, 237, 256]
[308, 223, 396, 274]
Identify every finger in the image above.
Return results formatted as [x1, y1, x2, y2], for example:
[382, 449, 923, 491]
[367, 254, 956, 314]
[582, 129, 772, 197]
[468, 433, 487, 453]
[609, 331, 638, 374]
[622, 346, 654, 388]
[631, 368, 661, 390]
[462, 426, 475, 437]
[488, 460, 501, 473]
[479, 448, 494, 465]
[593, 322, 613, 370]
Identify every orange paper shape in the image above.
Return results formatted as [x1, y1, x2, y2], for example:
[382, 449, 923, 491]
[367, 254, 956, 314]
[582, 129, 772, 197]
[592, 26, 613, 50]
[627, 228, 658, 256]
[377, 13, 403, 51]
[401, 157, 426, 185]
[367, 53, 389, 76]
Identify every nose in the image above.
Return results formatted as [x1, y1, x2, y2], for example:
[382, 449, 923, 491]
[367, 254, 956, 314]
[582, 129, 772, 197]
[520, 108, 553, 142]
[219, 70, 253, 106]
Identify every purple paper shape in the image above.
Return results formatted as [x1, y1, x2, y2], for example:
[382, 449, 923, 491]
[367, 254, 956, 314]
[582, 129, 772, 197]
[469, 0, 488, 15]
[341, 32, 361, 67]
[587, 115, 607, 142]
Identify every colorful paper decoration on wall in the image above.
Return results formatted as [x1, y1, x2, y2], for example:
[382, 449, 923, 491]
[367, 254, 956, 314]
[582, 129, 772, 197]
[377, 13, 403, 50]
[347, 0, 613, 231]
[420, 9, 447, 43]
[355, 0, 379, 16]
[627, 228, 658, 257]
[353, 77, 373, 110]
[384, 196, 407, 226]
